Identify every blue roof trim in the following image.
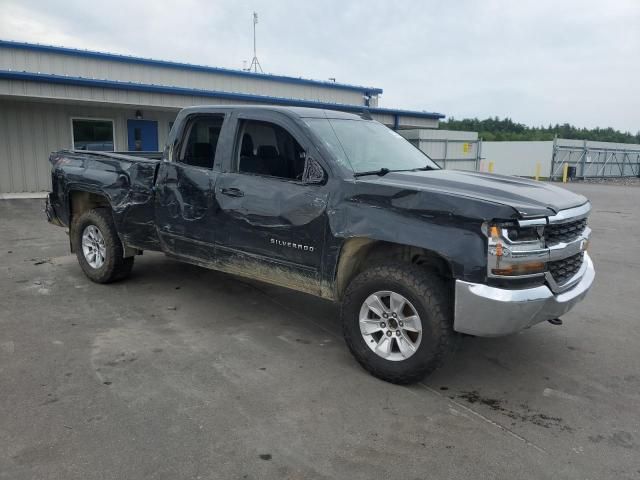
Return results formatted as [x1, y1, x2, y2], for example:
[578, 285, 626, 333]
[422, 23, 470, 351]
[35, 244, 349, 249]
[0, 70, 444, 119]
[0, 39, 383, 95]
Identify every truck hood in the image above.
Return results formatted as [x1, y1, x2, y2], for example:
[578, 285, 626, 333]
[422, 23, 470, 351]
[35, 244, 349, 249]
[359, 169, 588, 218]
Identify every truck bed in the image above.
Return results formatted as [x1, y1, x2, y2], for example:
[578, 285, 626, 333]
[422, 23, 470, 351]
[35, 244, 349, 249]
[48, 149, 162, 250]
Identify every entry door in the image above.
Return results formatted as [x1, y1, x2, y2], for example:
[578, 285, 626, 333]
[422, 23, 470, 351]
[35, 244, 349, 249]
[127, 120, 159, 151]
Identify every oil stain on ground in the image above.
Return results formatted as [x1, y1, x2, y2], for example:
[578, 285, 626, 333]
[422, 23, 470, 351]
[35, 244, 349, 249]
[589, 431, 636, 449]
[457, 390, 573, 432]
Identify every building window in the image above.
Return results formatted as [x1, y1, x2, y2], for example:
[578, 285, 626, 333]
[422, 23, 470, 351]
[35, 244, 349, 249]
[72, 119, 114, 151]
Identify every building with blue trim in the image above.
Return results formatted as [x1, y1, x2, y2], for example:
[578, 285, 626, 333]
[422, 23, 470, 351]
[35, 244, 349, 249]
[0, 39, 444, 193]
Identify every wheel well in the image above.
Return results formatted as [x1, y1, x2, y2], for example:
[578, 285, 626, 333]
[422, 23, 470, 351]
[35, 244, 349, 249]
[69, 191, 110, 220]
[335, 238, 453, 299]
[68, 191, 111, 252]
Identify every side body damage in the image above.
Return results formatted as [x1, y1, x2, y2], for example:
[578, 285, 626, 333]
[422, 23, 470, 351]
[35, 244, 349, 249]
[46, 105, 591, 309]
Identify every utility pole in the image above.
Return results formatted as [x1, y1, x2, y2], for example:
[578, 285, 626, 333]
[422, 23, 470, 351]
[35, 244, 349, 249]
[248, 12, 263, 73]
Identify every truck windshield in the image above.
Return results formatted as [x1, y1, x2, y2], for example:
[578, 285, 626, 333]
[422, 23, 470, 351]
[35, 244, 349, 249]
[304, 118, 440, 175]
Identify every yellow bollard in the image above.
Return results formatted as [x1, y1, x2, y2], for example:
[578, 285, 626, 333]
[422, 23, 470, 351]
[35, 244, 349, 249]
[535, 162, 541, 181]
[562, 163, 568, 183]
[488, 161, 494, 173]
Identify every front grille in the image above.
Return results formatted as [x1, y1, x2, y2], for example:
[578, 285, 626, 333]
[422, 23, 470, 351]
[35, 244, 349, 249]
[548, 252, 584, 285]
[546, 218, 587, 245]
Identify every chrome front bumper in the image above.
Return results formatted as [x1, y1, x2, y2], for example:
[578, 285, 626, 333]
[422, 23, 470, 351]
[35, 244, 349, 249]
[454, 252, 595, 337]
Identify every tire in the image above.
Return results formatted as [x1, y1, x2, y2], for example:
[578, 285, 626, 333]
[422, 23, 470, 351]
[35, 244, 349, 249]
[73, 208, 134, 283]
[341, 263, 454, 384]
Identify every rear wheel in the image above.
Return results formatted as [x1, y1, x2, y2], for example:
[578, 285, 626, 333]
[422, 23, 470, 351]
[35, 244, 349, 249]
[73, 208, 134, 283]
[342, 263, 453, 384]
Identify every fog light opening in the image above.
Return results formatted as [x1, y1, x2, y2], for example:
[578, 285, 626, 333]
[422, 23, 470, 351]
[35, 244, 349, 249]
[491, 261, 546, 276]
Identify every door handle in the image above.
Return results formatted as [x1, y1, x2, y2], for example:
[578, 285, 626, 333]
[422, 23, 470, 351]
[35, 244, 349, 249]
[220, 187, 244, 197]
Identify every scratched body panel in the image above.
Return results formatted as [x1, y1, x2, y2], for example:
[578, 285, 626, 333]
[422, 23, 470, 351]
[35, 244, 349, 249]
[154, 161, 217, 261]
[49, 151, 161, 250]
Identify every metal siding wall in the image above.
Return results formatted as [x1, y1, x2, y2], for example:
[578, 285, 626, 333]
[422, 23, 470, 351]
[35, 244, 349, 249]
[397, 117, 439, 129]
[370, 114, 439, 130]
[401, 129, 478, 141]
[0, 99, 179, 193]
[0, 79, 370, 114]
[0, 101, 49, 192]
[0, 47, 367, 106]
[0, 106, 14, 192]
[398, 129, 479, 171]
[371, 113, 394, 126]
[418, 140, 479, 171]
[481, 141, 554, 177]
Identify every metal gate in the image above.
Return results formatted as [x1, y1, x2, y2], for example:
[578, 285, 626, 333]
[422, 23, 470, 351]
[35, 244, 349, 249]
[550, 139, 640, 180]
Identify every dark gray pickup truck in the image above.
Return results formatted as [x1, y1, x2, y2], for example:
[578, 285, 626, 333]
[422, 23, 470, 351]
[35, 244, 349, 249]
[46, 105, 595, 383]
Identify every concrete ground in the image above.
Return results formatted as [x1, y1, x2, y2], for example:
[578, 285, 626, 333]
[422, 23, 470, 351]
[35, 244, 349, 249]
[0, 183, 638, 479]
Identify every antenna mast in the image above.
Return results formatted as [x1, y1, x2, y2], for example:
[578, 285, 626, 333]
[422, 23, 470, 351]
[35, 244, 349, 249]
[248, 12, 263, 73]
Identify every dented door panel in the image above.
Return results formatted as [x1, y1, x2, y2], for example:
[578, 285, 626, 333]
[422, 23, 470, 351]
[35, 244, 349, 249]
[48, 151, 162, 250]
[214, 173, 328, 294]
[154, 161, 218, 261]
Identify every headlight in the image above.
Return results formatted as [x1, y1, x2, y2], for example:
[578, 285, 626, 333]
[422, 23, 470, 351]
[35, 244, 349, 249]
[484, 222, 547, 277]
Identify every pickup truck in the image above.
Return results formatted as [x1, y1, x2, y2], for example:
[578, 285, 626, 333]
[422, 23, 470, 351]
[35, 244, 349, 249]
[46, 105, 595, 384]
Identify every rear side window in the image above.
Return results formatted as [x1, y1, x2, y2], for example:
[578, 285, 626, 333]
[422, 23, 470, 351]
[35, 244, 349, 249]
[179, 116, 224, 169]
[237, 120, 306, 180]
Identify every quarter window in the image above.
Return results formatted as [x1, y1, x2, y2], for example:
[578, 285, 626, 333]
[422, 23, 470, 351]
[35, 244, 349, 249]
[72, 119, 114, 151]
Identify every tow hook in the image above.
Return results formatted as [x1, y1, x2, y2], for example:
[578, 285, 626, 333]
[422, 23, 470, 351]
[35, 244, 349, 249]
[548, 318, 563, 326]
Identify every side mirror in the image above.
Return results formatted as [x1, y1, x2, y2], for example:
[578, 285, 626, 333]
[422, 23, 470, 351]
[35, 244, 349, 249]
[303, 156, 326, 184]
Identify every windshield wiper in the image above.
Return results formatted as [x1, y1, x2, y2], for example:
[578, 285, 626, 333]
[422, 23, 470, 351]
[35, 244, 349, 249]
[353, 168, 391, 177]
[353, 165, 437, 177]
[413, 165, 437, 171]
[400, 165, 437, 172]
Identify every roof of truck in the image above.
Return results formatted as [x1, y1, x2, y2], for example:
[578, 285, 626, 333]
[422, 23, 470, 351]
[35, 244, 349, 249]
[179, 105, 374, 120]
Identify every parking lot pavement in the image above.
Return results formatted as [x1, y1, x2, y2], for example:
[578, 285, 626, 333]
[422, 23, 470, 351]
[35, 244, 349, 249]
[0, 182, 638, 479]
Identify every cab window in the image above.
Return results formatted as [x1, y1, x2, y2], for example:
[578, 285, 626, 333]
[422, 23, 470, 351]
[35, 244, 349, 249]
[236, 120, 306, 180]
[180, 116, 224, 169]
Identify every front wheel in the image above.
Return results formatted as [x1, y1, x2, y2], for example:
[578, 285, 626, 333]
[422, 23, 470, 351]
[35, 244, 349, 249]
[73, 208, 134, 283]
[341, 263, 454, 384]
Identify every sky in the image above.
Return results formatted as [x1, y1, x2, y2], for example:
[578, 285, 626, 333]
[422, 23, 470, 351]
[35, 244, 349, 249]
[1, 0, 639, 132]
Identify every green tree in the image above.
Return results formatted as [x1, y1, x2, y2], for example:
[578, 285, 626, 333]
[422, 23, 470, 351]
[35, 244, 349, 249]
[440, 117, 640, 144]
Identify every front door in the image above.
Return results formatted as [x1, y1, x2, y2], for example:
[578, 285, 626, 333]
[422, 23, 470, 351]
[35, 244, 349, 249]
[214, 115, 329, 295]
[127, 119, 159, 151]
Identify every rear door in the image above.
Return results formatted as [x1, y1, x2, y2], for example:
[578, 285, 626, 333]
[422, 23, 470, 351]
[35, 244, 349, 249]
[154, 113, 230, 262]
[214, 112, 330, 295]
